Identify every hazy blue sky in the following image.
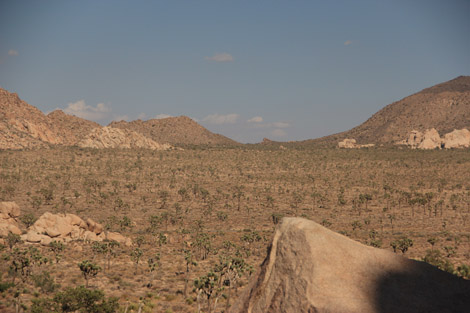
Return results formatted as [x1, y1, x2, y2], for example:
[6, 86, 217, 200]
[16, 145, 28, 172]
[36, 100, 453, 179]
[1, 1, 469, 143]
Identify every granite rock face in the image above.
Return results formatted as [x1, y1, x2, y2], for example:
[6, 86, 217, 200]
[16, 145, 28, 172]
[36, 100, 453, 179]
[230, 217, 470, 313]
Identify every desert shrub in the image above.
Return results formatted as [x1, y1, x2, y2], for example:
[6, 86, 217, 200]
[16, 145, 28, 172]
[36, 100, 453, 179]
[19, 213, 37, 228]
[31, 286, 119, 313]
[423, 249, 455, 273]
[32, 271, 60, 294]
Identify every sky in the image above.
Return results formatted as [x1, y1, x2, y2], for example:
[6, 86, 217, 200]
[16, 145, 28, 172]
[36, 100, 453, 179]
[1, 0, 469, 143]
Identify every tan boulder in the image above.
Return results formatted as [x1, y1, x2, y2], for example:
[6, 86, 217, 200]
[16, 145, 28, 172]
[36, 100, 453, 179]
[0, 221, 22, 237]
[106, 231, 132, 246]
[417, 128, 441, 150]
[0, 202, 22, 237]
[400, 130, 423, 148]
[31, 212, 73, 238]
[86, 218, 103, 235]
[24, 212, 130, 245]
[22, 231, 44, 243]
[230, 217, 470, 313]
[338, 138, 357, 148]
[83, 230, 102, 242]
[0, 202, 21, 218]
[443, 128, 470, 149]
[65, 214, 87, 228]
[40, 236, 53, 246]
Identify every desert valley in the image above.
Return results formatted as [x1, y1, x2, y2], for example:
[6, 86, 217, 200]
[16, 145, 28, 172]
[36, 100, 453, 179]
[0, 76, 469, 312]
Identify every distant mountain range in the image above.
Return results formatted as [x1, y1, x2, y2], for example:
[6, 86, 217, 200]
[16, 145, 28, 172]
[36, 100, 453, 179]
[0, 88, 238, 150]
[1, 76, 469, 150]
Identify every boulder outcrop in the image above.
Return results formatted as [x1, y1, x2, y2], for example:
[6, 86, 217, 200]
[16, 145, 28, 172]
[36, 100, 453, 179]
[398, 128, 442, 149]
[418, 128, 442, 150]
[230, 217, 470, 313]
[23, 212, 132, 246]
[0, 202, 22, 238]
[442, 128, 470, 149]
[338, 138, 375, 149]
[77, 126, 171, 150]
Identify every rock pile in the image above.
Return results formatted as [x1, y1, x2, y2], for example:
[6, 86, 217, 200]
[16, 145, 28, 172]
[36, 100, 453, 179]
[77, 126, 172, 150]
[338, 138, 375, 149]
[230, 217, 470, 313]
[0, 202, 22, 240]
[23, 212, 132, 246]
[443, 128, 470, 149]
[398, 128, 470, 149]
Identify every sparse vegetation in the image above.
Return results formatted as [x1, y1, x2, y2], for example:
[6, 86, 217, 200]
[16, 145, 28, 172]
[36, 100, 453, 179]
[0, 146, 469, 312]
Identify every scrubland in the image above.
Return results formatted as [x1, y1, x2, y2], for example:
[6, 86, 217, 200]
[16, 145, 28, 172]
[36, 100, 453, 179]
[0, 146, 469, 312]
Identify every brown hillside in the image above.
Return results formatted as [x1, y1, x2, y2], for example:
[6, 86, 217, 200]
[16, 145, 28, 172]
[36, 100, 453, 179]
[109, 116, 240, 146]
[47, 110, 101, 145]
[305, 76, 470, 146]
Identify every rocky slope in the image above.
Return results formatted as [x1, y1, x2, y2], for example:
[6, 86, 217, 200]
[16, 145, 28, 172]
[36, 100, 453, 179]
[305, 76, 470, 146]
[109, 116, 239, 146]
[47, 109, 101, 145]
[0, 88, 60, 149]
[1, 87, 239, 149]
[77, 126, 171, 150]
[230, 217, 470, 313]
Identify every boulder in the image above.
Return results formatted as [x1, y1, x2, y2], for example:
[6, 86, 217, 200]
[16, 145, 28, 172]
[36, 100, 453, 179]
[32, 213, 76, 238]
[106, 231, 125, 242]
[0, 202, 22, 237]
[22, 231, 44, 243]
[338, 138, 357, 148]
[83, 230, 102, 242]
[397, 130, 424, 148]
[25, 212, 130, 246]
[0, 202, 21, 218]
[65, 213, 88, 228]
[0, 221, 22, 237]
[417, 128, 441, 150]
[40, 236, 53, 246]
[443, 128, 470, 149]
[86, 218, 103, 235]
[230, 217, 470, 313]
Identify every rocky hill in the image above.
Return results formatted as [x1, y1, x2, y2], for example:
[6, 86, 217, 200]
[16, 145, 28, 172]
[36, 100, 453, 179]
[231, 217, 470, 313]
[47, 110, 101, 145]
[0, 88, 61, 149]
[109, 116, 240, 146]
[77, 126, 171, 150]
[0, 88, 223, 149]
[304, 76, 470, 146]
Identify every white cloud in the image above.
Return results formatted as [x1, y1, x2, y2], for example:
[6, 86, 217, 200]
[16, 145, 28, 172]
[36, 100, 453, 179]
[202, 113, 239, 124]
[271, 129, 287, 137]
[155, 114, 173, 119]
[250, 121, 290, 129]
[63, 100, 111, 121]
[344, 40, 352, 46]
[205, 52, 234, 62]
[272, 122, 289, 128]
[8, 50, 18, 56]
[247, 116, 263, 123]
[113, 115, 129, 122]
[137, 113, 147, 120]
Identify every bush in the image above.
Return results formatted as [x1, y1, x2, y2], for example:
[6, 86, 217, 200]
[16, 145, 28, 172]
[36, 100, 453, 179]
[32, 271, 60, 294]
[31, 286, 119, 313]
